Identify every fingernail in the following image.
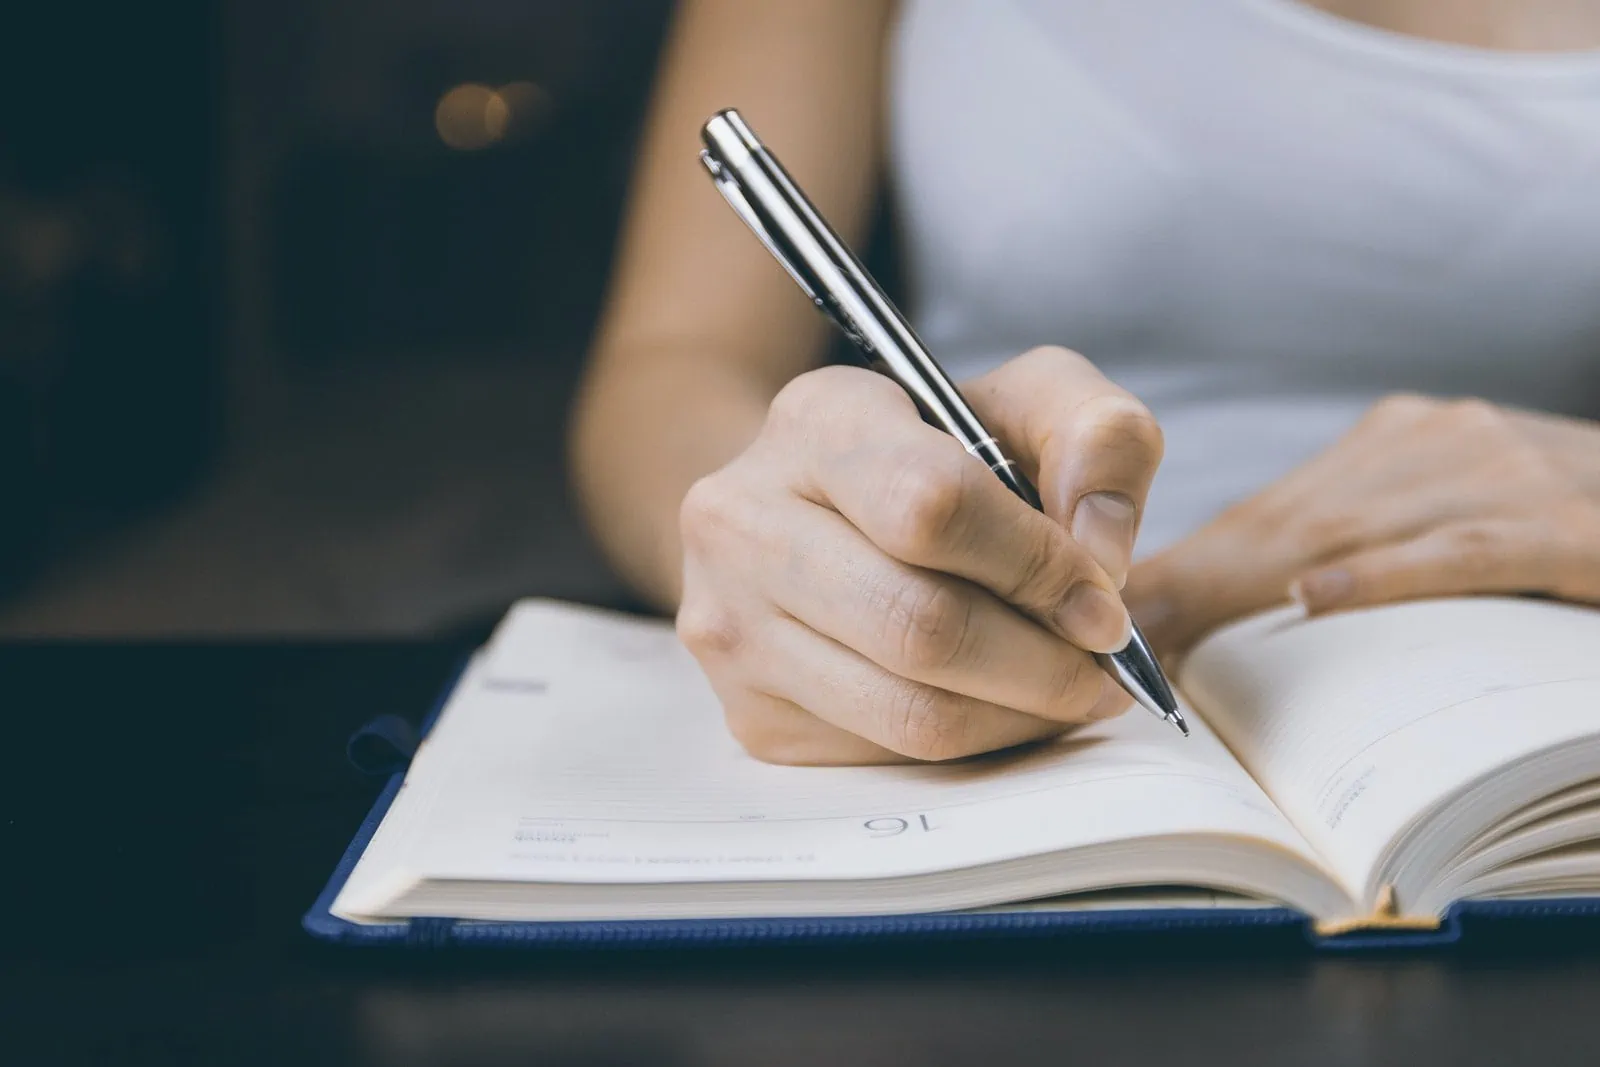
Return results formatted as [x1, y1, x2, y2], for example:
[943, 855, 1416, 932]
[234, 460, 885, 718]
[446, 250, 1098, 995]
[1291, 569, 1354, 611]
[1056, 582, 1133, 653]
[1071, 492, 1138, 588]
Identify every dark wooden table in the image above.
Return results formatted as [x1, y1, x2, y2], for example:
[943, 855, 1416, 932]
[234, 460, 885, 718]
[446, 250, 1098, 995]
[5, 641, 1600, 1066]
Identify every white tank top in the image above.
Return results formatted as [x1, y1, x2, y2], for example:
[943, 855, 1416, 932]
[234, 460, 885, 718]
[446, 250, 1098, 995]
[889, 0, 1600, 555]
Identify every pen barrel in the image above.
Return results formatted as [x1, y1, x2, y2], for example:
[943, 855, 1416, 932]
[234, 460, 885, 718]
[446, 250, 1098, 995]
[966, 446, 1043, 512]
[701, 110, 1008, 479]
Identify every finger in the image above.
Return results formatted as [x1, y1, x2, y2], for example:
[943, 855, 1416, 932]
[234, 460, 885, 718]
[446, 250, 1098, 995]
[676, 587, 916, 765]
[964, 346, 1164, 586]
[1290, 516, 1600, 616]
[758, 614, 1075, 762]
[1123, 527, 1292, 658]
[1084, 681, 1135, 723]
[721, 690, 913, 766]
[768, 500, 1115, 722]
[776, 370, 1131, 653]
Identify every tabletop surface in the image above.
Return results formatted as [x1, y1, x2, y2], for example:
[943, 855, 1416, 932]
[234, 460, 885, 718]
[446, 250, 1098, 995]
[4, 640, 1600, 1067]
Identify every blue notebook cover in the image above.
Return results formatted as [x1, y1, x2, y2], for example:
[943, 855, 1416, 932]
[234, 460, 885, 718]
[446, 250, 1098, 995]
[303, 659, 1600, 951]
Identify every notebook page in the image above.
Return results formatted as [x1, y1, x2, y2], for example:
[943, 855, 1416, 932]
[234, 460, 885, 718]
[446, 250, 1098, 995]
[343, 600, 1321, 897]
[1181, 597, 1600, 902]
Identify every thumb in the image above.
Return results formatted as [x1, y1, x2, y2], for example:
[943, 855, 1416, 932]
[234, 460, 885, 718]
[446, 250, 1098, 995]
[964, 346, 1164, 587]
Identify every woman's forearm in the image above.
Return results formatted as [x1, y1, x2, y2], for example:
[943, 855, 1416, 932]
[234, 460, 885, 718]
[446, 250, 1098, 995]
[570, 344, 777, 612]
[564, 0, 892, 609]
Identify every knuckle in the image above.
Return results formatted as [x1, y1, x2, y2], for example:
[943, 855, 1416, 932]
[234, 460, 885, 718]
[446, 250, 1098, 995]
[1015, 344, 1091, 374]
[675, 599, 743, 658]
[1002, 524, 1080, 607]
[1078, 393, 1165, 463]
[1429, 398, 1550, 482]
[883, 683, 969, 762]
[1439, 400, 1544, 471]
[881, 457, 970, 557]
[1370, 392, 1436, 424]
[879, 578, 974, 673]
[1442, 396, 1504, 431]
[679, 475, 733, 545]
[680, 470, 777, 556]
[767, 369, 834, 427]
[769, 366, 897, 431]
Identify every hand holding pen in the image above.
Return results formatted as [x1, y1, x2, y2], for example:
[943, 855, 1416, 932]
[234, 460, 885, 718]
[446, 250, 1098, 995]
[675, 110, 1182, 766]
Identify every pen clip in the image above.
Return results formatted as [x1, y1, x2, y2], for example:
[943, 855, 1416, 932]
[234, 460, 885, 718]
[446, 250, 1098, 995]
[700, 149, 828, 311]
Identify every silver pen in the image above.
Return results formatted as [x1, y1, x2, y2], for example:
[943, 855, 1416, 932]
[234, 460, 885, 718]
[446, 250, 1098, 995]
[698, 108, 1186, 736]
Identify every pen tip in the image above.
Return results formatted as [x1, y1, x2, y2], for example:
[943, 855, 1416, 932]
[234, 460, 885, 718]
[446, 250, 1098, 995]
[1113, 625, 1181, 714]
[1169, 712, 1190, 737]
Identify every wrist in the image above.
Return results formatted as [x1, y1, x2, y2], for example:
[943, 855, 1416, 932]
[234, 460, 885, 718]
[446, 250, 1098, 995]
[570, 350, 776, 612]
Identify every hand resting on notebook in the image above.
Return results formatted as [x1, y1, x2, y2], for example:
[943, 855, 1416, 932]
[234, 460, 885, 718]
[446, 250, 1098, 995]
[676, 345, 1163, 765]
[1127, 394, 1600, 658]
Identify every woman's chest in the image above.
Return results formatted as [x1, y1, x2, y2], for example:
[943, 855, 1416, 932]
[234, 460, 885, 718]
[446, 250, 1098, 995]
[889, 0, 1600, 398]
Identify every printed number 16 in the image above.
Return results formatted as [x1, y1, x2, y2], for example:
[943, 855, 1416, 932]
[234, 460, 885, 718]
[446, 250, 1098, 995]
[863, 814, 936, 836]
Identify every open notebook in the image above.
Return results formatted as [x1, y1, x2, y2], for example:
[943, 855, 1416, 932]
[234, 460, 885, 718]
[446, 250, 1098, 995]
[316, 596, 1600, 945]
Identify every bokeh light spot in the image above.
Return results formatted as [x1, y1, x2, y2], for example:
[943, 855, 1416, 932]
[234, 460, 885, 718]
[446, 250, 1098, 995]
[434, 83, 502, 151]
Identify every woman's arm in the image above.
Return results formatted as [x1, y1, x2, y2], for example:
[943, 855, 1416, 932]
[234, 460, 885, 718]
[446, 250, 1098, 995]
[569, 0, 897, 610]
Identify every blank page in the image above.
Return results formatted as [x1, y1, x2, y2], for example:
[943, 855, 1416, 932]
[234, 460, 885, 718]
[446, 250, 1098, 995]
[1182, 597, 1600, 901]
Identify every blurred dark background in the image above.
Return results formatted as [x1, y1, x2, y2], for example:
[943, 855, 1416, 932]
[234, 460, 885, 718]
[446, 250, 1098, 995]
[0, 0, 688, 635]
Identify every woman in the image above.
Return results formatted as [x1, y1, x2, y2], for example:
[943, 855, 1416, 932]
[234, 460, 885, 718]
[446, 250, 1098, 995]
[570, 0, 1600, 765]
